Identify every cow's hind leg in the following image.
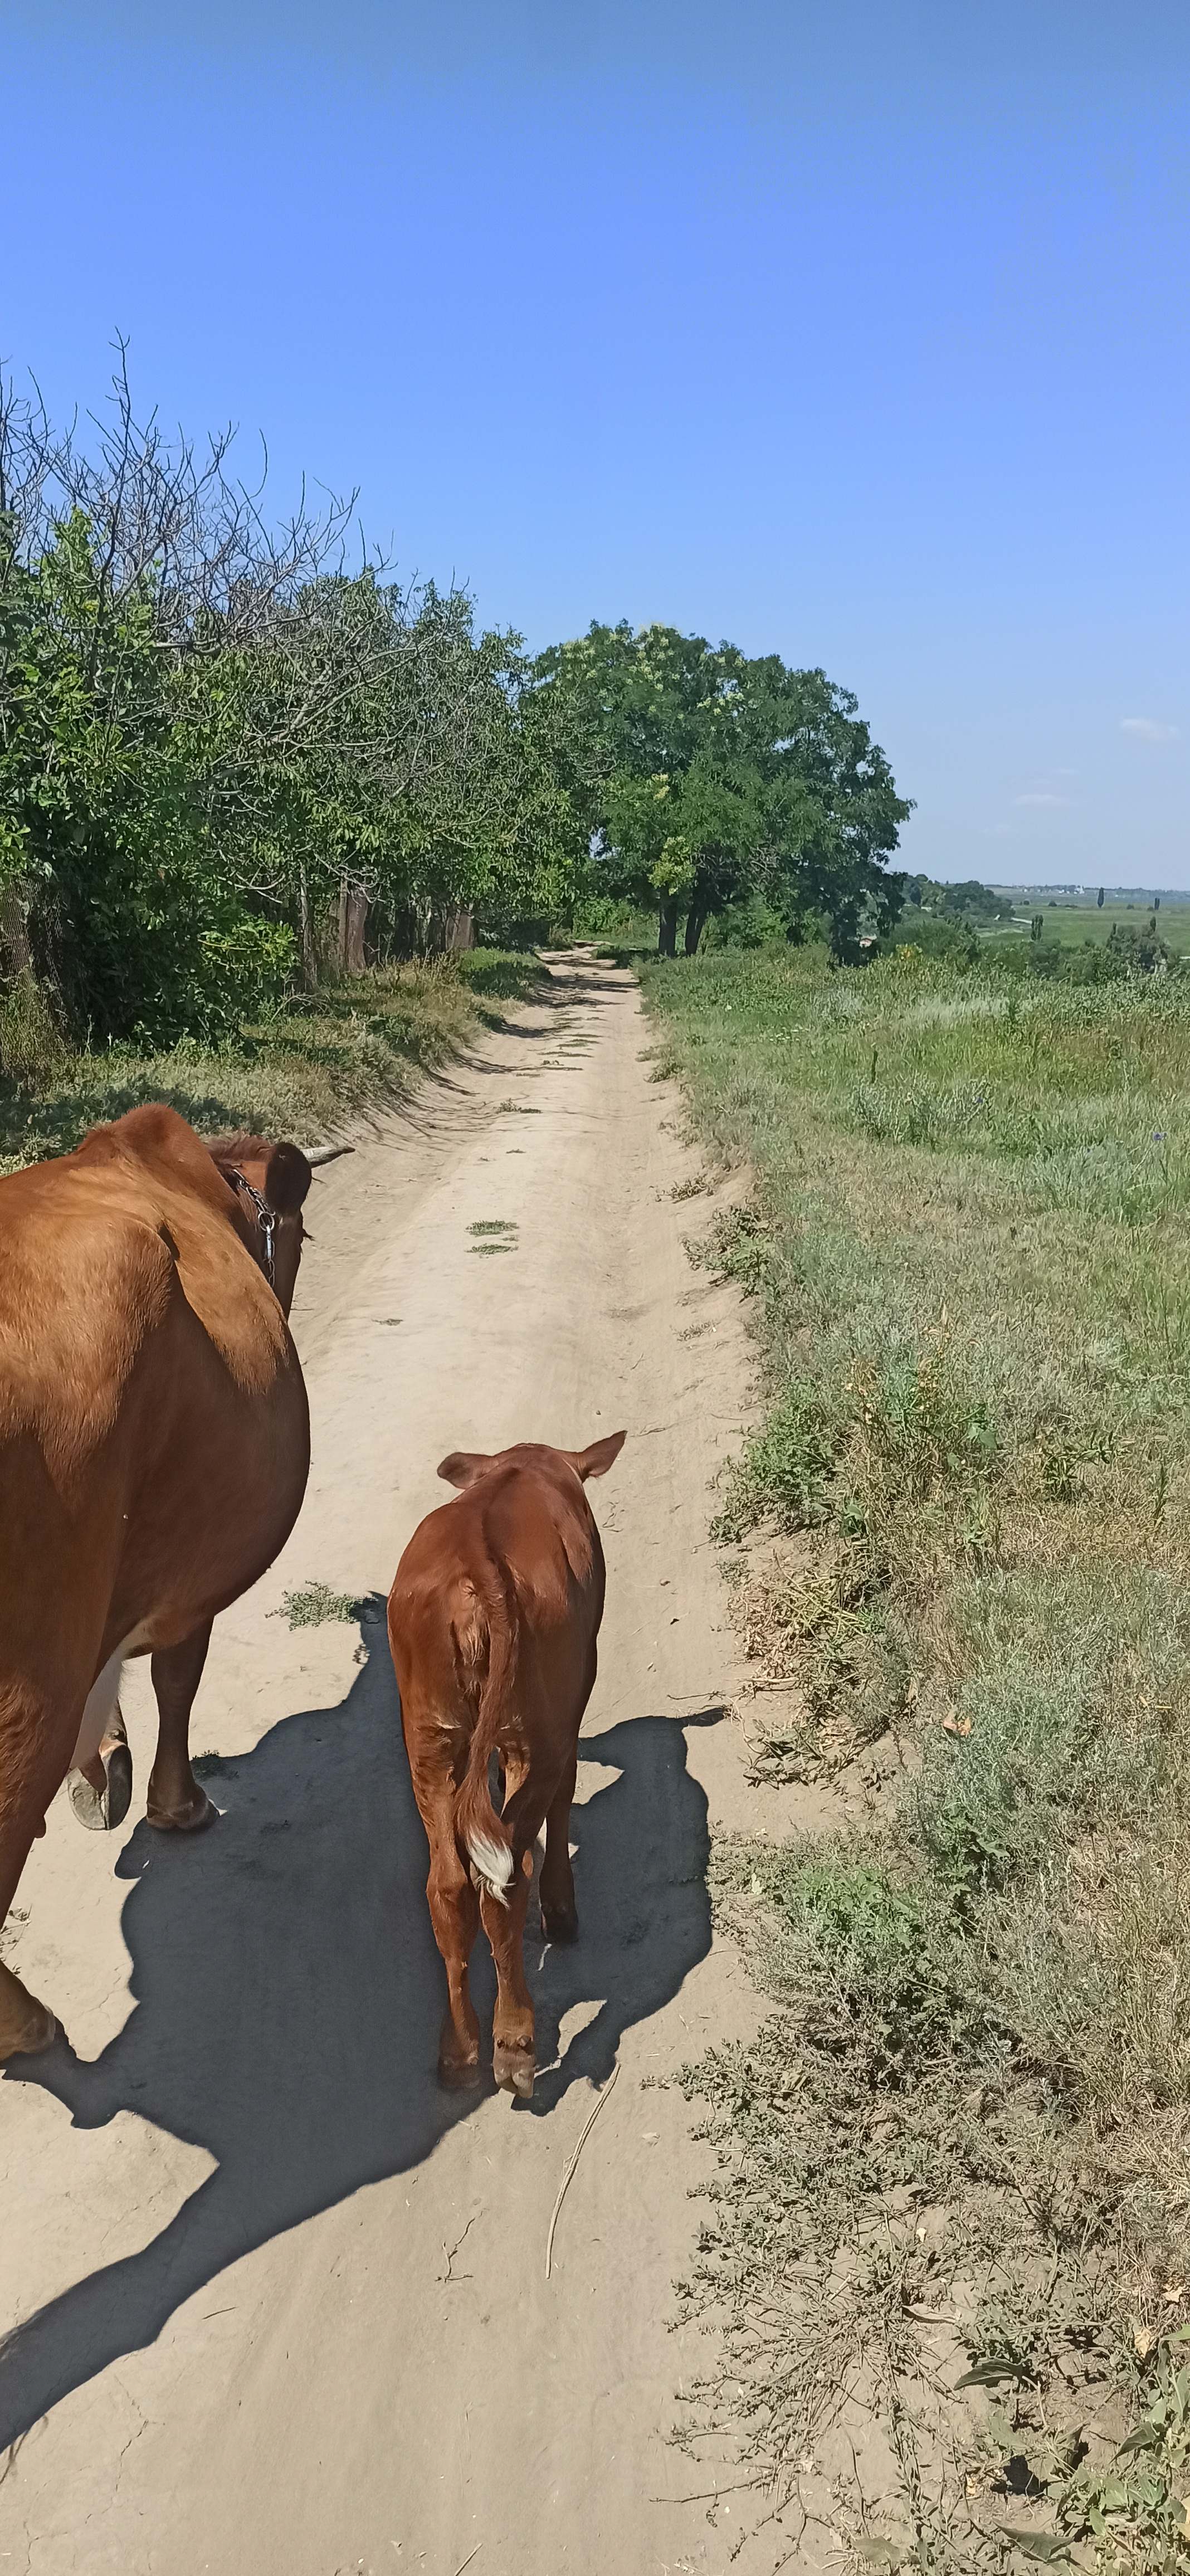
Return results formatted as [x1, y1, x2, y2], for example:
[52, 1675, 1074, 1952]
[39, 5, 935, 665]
[0, 1685, 74, 2057]
[481, 1857, 535, 2097]
[67, 1649, 133, 1832]
[539, 1752, 578, 1944]
[146, 1623, 217, 1832]
[0, 1950, 55, 2057]
[69, 1703, 133, 1831]
[425, 1821, 483, 2086]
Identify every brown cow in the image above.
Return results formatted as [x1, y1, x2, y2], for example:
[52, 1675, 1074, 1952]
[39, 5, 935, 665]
[387, 1431, 626, 2098]
[0, 1103, 313, 2060]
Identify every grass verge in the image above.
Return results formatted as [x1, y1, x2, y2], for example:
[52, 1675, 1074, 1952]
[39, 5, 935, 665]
[642, 943, 1190, 2573]
[0, 949, 549, 1172]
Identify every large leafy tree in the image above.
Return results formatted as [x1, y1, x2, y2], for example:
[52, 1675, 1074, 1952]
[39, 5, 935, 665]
[525, 621, 911, 959]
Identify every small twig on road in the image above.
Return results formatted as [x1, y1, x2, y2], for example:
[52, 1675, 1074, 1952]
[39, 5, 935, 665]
[440, 2212, 479, 2283]
[452, 2548, 482, 2576]
[544, 2062, 620, 2280]
[649, 2473, 767, 2506]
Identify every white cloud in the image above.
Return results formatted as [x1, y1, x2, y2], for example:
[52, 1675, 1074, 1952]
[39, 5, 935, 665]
[1121, 716, 1180, 742]
[983, 821, 1015, 836]
[1013, 790, 1070, 807]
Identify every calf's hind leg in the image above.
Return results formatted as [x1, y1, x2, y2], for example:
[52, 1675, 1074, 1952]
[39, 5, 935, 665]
[147, 1622, 217, 1831]
[482, 1857, 535, 2097]
[425, 1816, 483, 2086]
[539, 1752, 578, 1944]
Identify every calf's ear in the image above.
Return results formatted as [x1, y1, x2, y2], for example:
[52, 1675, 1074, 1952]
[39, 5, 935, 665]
[573, 1429, 627, 1481]
[437, 1450, 493, 1489]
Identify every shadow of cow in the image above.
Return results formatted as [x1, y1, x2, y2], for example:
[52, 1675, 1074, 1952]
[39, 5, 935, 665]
[0, 1628, 715, 2448]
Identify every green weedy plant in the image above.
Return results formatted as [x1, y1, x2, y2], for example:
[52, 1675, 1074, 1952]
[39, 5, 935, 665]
[864, 1349, 998, 1499]
[712, 1382, 839, 1537]
[1055, 2335, 1190, 2566]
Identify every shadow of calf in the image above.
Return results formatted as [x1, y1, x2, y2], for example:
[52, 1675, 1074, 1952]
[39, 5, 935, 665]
[0, 1651, 714, 2446]
[526, 1709, 716, 2115]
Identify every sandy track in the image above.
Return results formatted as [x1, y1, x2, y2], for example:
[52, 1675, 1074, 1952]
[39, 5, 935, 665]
[1, 957, 784, 2576]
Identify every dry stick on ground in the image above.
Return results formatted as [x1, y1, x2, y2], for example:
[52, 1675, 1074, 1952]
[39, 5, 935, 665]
[544, 2062, 620, 2280]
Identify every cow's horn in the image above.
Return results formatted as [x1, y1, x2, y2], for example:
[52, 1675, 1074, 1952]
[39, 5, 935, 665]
[301, 1144, 355, 1167]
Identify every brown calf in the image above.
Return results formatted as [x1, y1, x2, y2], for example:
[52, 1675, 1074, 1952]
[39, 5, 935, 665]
[0, 1104, 313, 2060]
[387, 1432, 626, 2097]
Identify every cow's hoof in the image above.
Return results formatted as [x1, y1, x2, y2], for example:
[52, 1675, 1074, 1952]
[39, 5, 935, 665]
[0, 1996, 58, 2060]
[437, 2053, 483, 2091]
[493, 2040, 535, 2099]
[69, 1739, 134, 1832]
[539, 1901, 578, 1945]
[145, 1788, 217, 1833]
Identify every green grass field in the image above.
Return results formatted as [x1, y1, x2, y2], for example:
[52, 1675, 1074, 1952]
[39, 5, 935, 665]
[641, 941, 1190, 2571]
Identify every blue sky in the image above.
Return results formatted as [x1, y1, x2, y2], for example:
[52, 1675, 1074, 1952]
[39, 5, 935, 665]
[7, 0, 1190, 887]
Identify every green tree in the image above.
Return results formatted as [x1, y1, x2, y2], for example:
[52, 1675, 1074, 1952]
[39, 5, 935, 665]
[525, 622, 910, 960]
[739, 655, 911, 960]
[0, 354, 581, 1043]
[0, 504, 290, 1041]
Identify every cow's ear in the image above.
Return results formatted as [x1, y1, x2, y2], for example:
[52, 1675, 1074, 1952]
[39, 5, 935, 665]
[262, 1141, 313, 1214]
[437, 1450, 492, 1489]
[573, 1430, 626, 1481]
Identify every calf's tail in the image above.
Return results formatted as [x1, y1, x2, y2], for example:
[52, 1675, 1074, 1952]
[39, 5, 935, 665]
[453, 1570, 517, 1906]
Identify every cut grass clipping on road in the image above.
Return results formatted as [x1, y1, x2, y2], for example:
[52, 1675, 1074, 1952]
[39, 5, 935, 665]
[469, 1218, 519, 1255]
[0, 949, 549, 1173]
[641, 942, 1190, 2574]
[274, 1583, 366, 1629]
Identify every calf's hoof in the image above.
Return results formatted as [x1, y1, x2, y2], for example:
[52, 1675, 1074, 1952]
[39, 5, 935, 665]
[69, 1736, 134, 1832]
[437, 2051, 483, 2092]
[493, 2038, 535, 2099]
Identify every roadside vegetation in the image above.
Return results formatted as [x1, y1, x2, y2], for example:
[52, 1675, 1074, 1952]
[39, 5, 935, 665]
[0, 948, 545, 1173]
[641, 940, 1190, 2572]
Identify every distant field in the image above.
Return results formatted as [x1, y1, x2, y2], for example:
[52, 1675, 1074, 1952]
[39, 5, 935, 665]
[978, 892, 1190, 955]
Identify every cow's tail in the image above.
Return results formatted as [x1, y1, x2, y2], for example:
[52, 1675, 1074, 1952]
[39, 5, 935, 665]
[453, 1563, 517, 1907]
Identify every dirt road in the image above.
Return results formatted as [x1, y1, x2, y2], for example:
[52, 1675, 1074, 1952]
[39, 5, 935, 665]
[1, 956, 783, 2576]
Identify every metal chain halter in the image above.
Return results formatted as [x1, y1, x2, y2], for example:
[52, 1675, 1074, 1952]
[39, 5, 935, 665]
[226, 1167, 277, 1289]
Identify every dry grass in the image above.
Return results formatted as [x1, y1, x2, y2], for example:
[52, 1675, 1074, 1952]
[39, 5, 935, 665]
[0, 950, 548, 1171]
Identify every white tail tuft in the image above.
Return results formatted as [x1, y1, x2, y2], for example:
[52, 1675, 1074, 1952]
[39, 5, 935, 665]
[467, 1831, 514, 1905]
